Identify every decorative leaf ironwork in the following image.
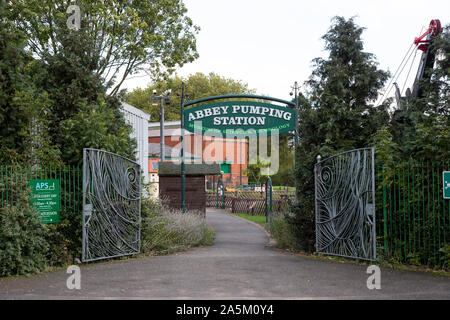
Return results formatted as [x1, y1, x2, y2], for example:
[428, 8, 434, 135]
[82, 149, 141, 262]
[314, 148, 376, 261]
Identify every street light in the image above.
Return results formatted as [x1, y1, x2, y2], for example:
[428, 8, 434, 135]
[152, 90, 171, 162]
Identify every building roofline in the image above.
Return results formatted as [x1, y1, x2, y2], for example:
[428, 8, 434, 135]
[121, 102, 151, 121]
[148, 120, 180, 128]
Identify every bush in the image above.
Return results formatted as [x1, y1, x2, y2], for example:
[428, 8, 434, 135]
[0, 201, 49, 277]
[267, 214, 300, 251]
[439, 245, 450, 270]
[43, 206, 82, 267]
[285, 204, 316, 253]
[141, 198, 215, 254]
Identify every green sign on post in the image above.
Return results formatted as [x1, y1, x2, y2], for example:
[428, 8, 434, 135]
[444, 171, 450, 199]
[29, 179, 61, 224]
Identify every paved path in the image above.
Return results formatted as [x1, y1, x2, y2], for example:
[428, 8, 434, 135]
[0, 208, 449, 299]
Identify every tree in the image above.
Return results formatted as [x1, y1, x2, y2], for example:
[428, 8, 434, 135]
[0, 1, 60, 165]
[243, 156, 271, 185]
[306, 16, 390, 153]
[124, 72, 255, 121]
[59, 96, 136, 165]
[27, 25, 137, 165]
[383, 24, 449, 163]
[269, 135, 295, 187]
[7, 0, 199, 95]
[289, 17, 390, 252]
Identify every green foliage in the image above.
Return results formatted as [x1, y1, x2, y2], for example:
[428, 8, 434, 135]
[439, 244, 450, 270]
[0, 166, 82, 275]
[267, 215, 299, 250]
[59, 95, 136, 165]
[306, 16, 390, 151]
[371, 26, 449, 270]
[8, 0, 199, 95]
[243, 156, 271, 184]
[269, 135, 295, 187]
[32, 27, 137, 166]
[0, 2, 61, 165]
[233, 213, 266, 225]
[124, 72, 255, 121]
[291, 16, 390, 252]
[140, 197, 215, 254]
[0, 199, 49, 277]
[388, 24, 449, 163]
[407, 118, 449, 161]
[371, 126, 401, 169]
[1, 1, 142, 167]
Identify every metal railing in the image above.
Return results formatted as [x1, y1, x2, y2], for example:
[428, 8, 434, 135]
[0, 165, 82, 215]
[376, 161, 449, 267]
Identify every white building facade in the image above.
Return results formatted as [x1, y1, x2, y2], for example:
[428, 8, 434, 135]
[121, 102, 151, 185]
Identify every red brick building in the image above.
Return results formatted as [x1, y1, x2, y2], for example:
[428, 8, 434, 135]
[149, 121, 248, 188]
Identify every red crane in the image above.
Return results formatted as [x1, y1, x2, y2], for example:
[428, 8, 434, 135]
[393, 19, 442, 108]
[411, 19, 442, 98]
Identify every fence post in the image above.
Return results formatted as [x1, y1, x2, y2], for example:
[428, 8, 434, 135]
[265, 176, 272, 223]
[382, 165, 388, 255]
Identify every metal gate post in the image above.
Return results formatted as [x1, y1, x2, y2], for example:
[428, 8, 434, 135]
[265, 176, 273, 223]
[217, 176, 225, 209]
[314, 155, 321, 252]
[382, 165, 388, 255]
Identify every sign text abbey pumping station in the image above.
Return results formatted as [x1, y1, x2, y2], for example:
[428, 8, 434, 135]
[184, 101, 294, 136]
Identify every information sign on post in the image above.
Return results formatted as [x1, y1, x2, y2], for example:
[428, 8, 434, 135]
[29, 179, 61, 224]
[443, 171, 450, 199]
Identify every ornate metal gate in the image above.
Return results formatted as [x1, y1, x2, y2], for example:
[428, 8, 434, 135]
[314, 148, 376, 261]
[82, 148, 141, 262]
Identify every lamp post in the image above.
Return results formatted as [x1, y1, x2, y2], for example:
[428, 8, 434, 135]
[290, 81, 301, 205]
[152, 90, 171, 162]
[180, 83, 186, 213]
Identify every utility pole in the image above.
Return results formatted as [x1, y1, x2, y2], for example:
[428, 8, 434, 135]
[180, 83, 186, 213]
[160, 96, 165, 161]
[290, 81, 301, 205]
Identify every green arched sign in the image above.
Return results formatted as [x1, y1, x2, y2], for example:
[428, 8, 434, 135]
[184, 100, 294, 136]
[179, 93, 299, 212]
[183, 95, 296, 137]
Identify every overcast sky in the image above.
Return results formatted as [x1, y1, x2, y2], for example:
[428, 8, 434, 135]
[123, 0, 449, 102]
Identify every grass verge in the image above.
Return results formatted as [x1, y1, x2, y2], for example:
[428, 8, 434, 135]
[233, 213, 267, 225]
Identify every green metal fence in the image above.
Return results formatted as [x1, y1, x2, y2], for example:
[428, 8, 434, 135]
[0, 165, 82, 215]
[376, 161, 450, 267]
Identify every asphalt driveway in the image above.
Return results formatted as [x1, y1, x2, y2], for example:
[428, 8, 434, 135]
[0, 208, 449, 299]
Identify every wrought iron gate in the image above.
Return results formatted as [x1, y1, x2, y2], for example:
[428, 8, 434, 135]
[82, 148, 141, 262]
[314, 148, 376, 261]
